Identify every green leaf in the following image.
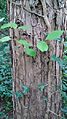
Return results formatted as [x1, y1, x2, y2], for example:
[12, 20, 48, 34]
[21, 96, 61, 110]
[56, 58, 64, 68]
[61, 108, 67, 113]
[46, 30, 64, 40]
[0, 36, 11, 42]
[0, 18, 4, 22]
[51, 54, 57, 61]
[51, 54, 64, 68]
[38, 84, 45, 92]
[16, 91, 23, 99]
[25, 48, 36, 58]
[18, 25, 31, 30]
[63, 84, 67, 91]
[22, 85, 29, 95]
[1, 22, 17, 29]
[17, 39, 32, 47]
[37, 41, 48, 52]
[38, 83, 48, 92]
[64, 42, 67, 47]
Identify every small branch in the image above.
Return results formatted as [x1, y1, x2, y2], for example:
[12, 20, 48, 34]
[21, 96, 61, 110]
[40, 0, 51, 32]
[24, 3, 51, 32]
[23, 7, 45, 18]
[46, 1, 61, 14]
[47, 109, 61, 117]
[12, 1, 21, 6]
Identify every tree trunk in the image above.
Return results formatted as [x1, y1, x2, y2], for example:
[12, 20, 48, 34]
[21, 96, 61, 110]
[7, 0, 65, 119]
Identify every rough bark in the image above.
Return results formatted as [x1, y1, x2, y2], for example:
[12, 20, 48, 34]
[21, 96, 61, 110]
[7, 0, 66, 119]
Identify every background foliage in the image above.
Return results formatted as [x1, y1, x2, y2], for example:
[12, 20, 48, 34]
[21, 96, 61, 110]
[0, 43, 13, 119]
[0, 0, 13, 118]
[0, 0, 7, 22]
[61, 41, 67, 118]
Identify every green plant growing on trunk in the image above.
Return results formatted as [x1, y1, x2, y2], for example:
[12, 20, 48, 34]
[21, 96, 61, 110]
[0, 22, 64, 58]
[1, 21, 66, 118]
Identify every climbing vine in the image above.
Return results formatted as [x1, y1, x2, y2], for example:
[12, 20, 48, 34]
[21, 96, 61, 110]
[0, 22, 64, 57]
[0, 20, 67, 118]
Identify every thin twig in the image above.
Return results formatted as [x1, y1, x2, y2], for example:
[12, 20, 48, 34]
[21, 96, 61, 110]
[47, 109, 61, 118]
[23, 7, 45, 18]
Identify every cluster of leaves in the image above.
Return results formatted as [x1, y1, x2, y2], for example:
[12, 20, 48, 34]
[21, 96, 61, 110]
[61, 41, 67, 118]
[50, 40, 67, 119]
[16, 83, 48, 100]
[51, 54, 64, 68]
[0, 42, 13, 119]
[0, 22, 64, 58]
[16, 84, 30, 99]
[0, 21, 66, 119]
